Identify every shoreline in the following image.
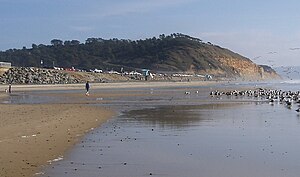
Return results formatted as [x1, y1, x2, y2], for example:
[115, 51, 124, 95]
[0, 80, 225, 177]
[0, 80, 222, 91]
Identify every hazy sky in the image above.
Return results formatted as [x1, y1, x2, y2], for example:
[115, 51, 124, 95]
[1, 0, 300, 67]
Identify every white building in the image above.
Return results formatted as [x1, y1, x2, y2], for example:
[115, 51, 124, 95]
[0, 62, 11, 68]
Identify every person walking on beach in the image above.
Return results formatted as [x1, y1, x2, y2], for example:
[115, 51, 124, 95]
[8, 83, 12, 94]
[85, 81, 90, 96]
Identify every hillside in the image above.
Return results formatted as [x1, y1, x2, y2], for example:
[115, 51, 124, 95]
[0, 33, 280, 80]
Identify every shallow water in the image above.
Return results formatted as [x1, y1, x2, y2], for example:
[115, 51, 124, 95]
[42, 102, 300, 177]
[2, 92, 59, 104]
[38, 82, 300, 177]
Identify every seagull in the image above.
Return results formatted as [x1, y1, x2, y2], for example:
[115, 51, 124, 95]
[290, 47, 300, 51]
[252, 56, 261, 60]
[285, 99, 292, 106]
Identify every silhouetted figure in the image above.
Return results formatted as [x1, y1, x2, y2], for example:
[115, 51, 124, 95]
[85, 81, 90, 96]
[8, 84, 12, 94]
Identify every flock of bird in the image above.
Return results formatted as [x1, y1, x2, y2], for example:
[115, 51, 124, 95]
[210, 88, 300, 112]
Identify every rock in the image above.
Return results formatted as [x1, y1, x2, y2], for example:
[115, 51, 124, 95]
[0, 67, 83, 85]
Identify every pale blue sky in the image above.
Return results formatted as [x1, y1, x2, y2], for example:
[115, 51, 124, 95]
[1, 0, 300, 66]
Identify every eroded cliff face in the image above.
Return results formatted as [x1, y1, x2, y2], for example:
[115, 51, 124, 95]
[217, 58, 281, 80]
[258, 65, 282, 80]
[204, 57, 281, 80]
[179, 56, 280, 81]
[162, 42, 281, 81]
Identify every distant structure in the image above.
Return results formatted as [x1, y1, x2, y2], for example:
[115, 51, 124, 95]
[0, 62, 11, 68]
[205, 74, 213, 81]
[142, 69, 150, 81]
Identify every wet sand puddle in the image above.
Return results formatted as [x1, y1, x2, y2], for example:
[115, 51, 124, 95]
[1, 89, 79, 104]
[39, 84, 300, 177]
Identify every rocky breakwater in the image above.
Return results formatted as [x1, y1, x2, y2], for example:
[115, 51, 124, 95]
[0, 67, 81, 84]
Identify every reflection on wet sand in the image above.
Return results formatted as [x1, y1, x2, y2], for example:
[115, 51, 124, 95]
[122, 103, 245, 130]
[42, 99, 300, 177]
[25, 82, 300, 177]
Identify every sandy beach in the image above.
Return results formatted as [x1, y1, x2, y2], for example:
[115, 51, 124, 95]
[0, 102, 114, 177]
[0, 81, 219, 177]
[2, 80, 300, 177]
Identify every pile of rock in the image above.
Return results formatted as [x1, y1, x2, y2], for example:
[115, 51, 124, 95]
[0, 67, 81, 84]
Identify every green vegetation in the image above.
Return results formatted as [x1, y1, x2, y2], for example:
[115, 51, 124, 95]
[0, 33, 250, 72]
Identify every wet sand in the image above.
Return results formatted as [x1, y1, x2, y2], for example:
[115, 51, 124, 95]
[0, 92, 8, 98]
[38, 81, 300, 177]
[0, 81, 219, 177]
[0, 80, 219, 91]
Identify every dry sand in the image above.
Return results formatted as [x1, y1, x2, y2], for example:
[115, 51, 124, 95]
[0, 80, 219, 177]
[0, 103, 114, 177]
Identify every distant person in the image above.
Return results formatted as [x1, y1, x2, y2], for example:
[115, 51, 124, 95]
[8, 84, 12, 94]
[85, 81, 90, 96]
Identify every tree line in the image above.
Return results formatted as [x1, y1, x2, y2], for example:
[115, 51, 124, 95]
[0, 33, 208, 71]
